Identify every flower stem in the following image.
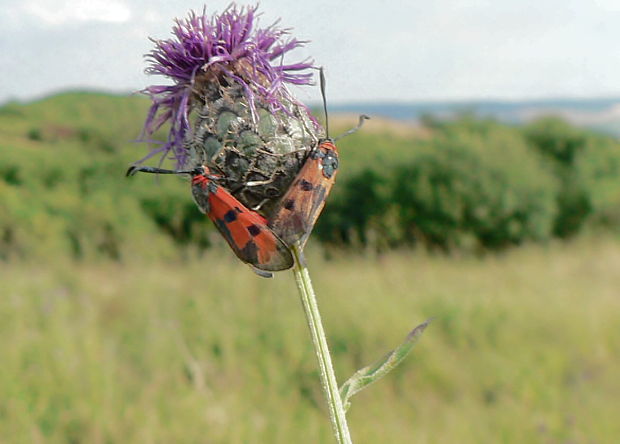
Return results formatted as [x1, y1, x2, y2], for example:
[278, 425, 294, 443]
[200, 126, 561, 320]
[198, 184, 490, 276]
[291, 244, 353, 444]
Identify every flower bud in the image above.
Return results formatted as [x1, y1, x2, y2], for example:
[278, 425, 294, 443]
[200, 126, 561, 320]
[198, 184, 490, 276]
[138, 5, 322, 218]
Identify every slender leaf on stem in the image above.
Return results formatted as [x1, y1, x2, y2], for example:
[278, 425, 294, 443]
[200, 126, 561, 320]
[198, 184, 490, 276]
[339, 319, 432, 412]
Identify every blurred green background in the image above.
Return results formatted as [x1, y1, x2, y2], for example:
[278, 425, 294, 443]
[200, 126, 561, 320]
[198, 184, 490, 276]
[1, 93, 619, 443]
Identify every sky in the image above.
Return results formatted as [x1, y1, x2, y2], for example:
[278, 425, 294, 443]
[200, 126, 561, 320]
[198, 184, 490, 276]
[2, 0, 620, 105]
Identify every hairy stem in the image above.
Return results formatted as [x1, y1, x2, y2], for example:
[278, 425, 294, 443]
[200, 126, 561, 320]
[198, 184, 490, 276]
[291, 244, 353, 444]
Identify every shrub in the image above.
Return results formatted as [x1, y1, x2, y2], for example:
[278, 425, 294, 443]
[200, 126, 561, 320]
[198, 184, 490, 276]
[391, 124, 557, 250]
[524, 117, 620, 236]
[524, 116, 586, 166]
[574, 133, 620, 228]
[27, 128, 43, 141]
[316, 168, 391, 247]
[319, 119, 558, 251]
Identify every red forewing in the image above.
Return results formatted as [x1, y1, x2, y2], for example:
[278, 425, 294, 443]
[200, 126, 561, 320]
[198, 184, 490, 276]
[269, 139, 339, 247]
[191, 172, 294, 272]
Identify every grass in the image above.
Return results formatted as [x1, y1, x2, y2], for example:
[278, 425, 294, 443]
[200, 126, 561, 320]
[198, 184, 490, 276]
[1, 237, 619, 443]
[2, 91, 620, 442]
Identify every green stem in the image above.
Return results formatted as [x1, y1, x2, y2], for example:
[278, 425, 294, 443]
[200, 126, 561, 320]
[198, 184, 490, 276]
[291, 244, 353, 444]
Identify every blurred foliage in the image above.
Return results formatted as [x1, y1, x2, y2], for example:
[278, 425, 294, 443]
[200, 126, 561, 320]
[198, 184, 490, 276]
[321, 116, 558, 250]
[523, 116, 620, 236]
[0, 239, 619, 442]
[1, 94, 619, 443]
[321, 113, 620, 251]
[2, 93, 620, 260]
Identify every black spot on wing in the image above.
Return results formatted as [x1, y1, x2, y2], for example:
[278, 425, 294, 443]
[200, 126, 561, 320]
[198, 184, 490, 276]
[284, 199, 295, 211]
[299, 179, 314, 191]
[240, 240, 260, 264]
[247, 224, 261, 237]
[224, 210, 237, 223]
[213, 219, 235, 247]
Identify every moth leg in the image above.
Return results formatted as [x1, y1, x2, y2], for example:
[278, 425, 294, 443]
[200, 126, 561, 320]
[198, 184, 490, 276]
[251, 198, 270, 212]
[244, 179, 274, 187]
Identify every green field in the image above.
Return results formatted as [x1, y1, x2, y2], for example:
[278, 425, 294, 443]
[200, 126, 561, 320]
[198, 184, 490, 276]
[1, 92, 620, 442]
[1, 239, 619, 443]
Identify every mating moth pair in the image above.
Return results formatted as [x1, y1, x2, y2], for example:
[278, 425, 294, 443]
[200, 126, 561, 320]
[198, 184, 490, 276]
[128, 136, 341, 277]
[132, 62, 368, 277]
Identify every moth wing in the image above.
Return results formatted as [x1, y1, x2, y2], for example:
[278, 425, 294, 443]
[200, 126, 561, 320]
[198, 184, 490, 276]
[208, 187, 294, 272]
[270, 156, 336, 247]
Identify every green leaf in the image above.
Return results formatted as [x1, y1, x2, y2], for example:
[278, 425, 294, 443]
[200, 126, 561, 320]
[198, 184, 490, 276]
[339, 319, 432, 412]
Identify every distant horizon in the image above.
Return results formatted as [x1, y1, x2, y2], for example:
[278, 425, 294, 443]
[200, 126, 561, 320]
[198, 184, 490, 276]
[4, 88, 620, 108]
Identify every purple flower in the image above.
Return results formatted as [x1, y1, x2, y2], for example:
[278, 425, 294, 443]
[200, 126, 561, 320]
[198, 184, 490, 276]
[139, 4, 318, 168]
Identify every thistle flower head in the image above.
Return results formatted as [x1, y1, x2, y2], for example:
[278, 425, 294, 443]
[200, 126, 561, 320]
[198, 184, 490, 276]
[140, 3, 319, 168]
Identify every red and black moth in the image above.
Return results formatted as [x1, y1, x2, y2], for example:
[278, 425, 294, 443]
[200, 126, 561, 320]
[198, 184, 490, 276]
[127, 71, 366, 276]
[269, 138, 339, 247]
[127, 165, 294, 276]
[268, 69, 369, 247]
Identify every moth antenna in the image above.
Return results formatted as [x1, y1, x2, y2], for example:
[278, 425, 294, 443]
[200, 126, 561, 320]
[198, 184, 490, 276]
[319, 67, 329, 138]
[334, 114, 371, 142]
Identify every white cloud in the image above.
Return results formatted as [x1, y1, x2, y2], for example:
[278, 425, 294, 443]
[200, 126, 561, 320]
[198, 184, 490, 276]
[2, 0, 620, 103]
[23, 0, 131, 25]
[594, 0, 620, 11]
